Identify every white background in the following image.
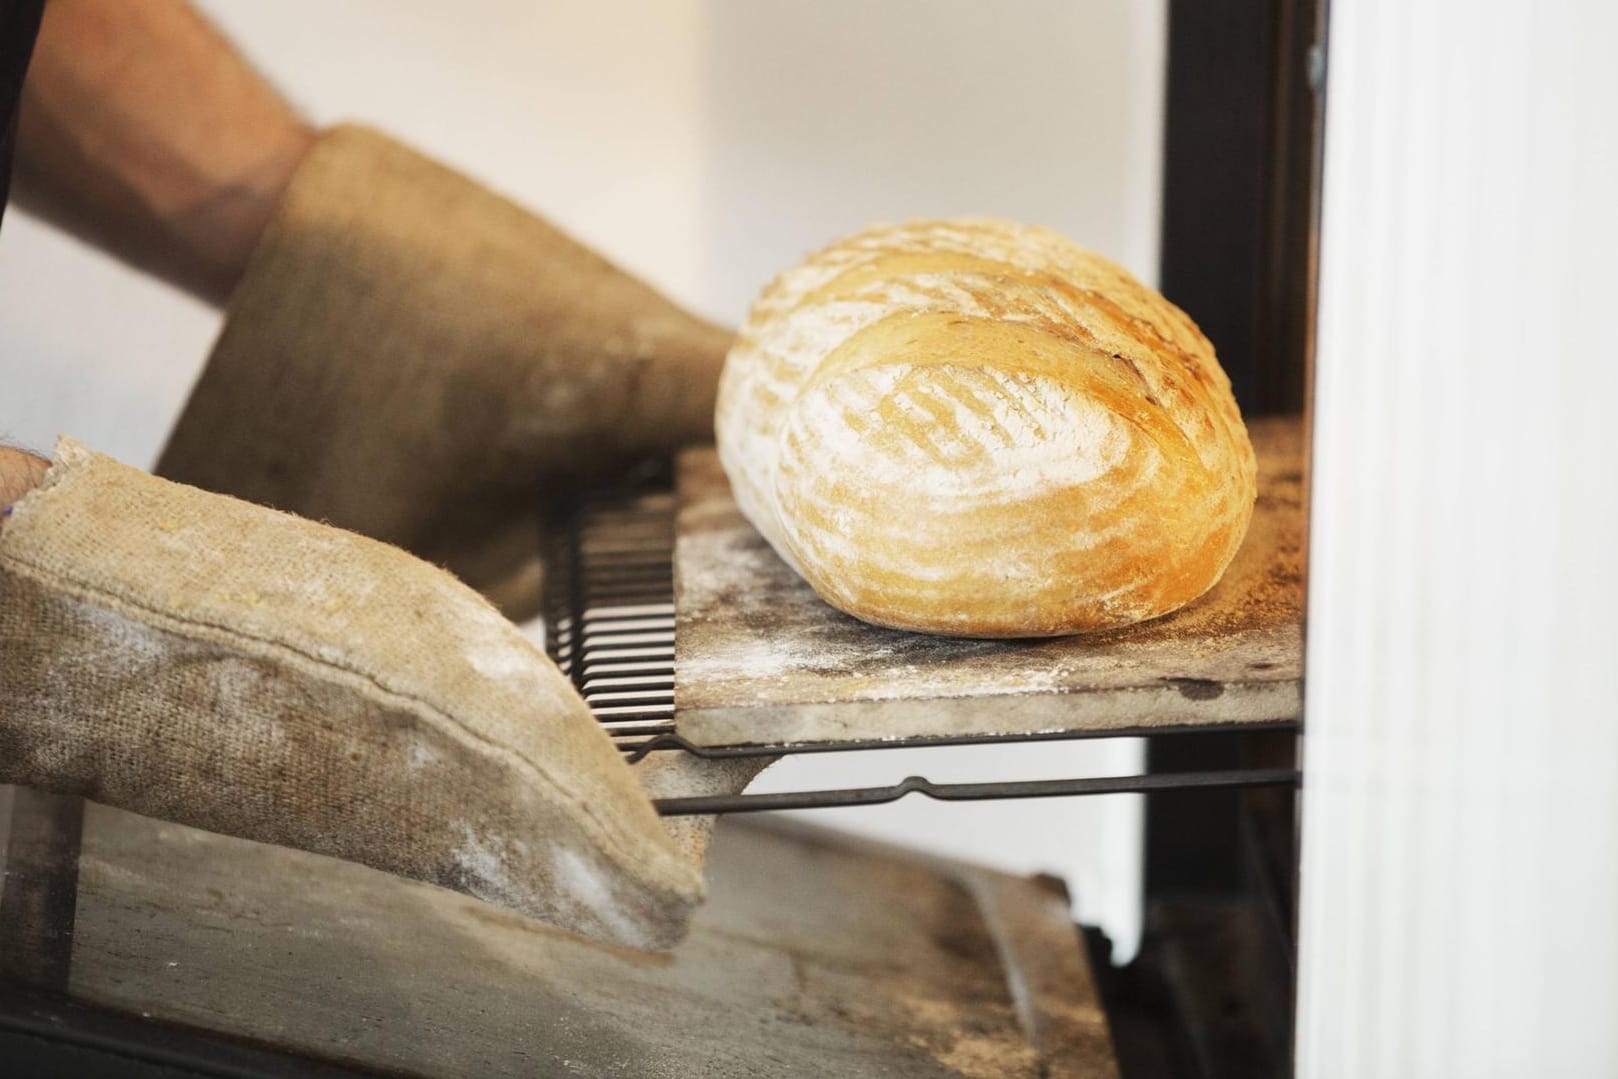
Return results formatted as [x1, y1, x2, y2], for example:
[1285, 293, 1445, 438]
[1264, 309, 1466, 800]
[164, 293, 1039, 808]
[1297, 0, 1618, 1074]
[0, 0, 1167, 959]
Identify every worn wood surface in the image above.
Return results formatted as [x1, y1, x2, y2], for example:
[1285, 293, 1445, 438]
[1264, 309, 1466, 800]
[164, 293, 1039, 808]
[63, 806, 1115, 1078]
[0, 786, 83, 991]
[674, 415, 1304, 748]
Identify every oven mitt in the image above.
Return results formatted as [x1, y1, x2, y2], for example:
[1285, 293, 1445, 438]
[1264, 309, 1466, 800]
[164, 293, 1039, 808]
[157, 124, 731, 622]
[0, 439, 704, 951]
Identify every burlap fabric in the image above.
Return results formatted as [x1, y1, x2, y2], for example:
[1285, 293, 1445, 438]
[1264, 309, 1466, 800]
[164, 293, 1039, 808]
[158, 124, 730, 621]
[0, 440, 703, 950]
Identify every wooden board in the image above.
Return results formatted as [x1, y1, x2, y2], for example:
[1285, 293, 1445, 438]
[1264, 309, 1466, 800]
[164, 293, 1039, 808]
[674, 415, 1304, 748]
[65, 806, 1117, 1078]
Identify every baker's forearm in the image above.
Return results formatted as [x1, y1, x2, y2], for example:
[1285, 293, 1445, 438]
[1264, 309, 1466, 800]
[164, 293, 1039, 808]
[0, 445, 49, 525]
[13, 0, 314, 305]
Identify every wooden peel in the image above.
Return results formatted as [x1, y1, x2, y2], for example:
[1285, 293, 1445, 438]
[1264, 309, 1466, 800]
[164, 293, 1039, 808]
[673, 414, 1305, 749]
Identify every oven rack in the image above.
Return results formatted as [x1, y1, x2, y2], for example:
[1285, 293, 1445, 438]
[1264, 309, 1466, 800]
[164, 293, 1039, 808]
[542, 468, 1301, 817]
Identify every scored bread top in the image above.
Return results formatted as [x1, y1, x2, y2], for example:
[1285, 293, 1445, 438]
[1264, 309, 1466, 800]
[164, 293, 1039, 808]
[715, 219, 1257, 637]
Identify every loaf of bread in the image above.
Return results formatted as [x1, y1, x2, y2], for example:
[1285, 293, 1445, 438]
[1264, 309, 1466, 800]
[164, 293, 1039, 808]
[715, 219, 1256, 637]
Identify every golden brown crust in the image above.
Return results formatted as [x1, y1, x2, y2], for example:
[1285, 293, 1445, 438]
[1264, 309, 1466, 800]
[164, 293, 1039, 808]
[716, 219, 1256, 637]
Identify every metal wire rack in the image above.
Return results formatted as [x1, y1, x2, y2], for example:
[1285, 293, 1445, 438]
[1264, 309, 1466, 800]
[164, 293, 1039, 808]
[545, 466, 1299, 816]
[547, 481, 680, 751]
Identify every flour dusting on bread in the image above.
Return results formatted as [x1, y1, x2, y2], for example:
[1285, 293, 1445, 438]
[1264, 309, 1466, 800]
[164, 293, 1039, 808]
[716, 219, 1256, 637]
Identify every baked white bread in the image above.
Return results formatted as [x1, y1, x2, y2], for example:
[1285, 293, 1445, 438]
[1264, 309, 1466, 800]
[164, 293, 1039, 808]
[715, 219, 1256, 637]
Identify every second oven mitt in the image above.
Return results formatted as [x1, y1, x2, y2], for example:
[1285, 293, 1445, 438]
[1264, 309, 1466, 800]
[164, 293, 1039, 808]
[0, 439, 703, 951]
[157, 124, 731, 622]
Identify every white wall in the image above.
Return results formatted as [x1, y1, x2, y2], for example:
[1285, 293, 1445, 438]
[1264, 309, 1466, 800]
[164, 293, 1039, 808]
[0, 0, 1166, 959]
[1296, 0, 1618, 1074]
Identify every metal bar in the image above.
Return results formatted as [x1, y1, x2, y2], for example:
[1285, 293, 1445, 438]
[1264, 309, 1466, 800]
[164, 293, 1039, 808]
[583, 675, 674, 690]
[580, 646, 673, 662]
[587, 631, 674, 647]
[654, 768, 1300, 816]
[584, 660, 679, 676]
[577, 618, 673, 633]
[591, 703, 675, 718]
[583, 689, 674, 705]
[595, 722, 680, 736]
[582, 603, 674, 619]
[623, 720, 1302, 762]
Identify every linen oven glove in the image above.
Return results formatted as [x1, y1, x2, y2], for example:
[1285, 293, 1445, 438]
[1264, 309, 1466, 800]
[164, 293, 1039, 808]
[156, 124, 731, 622]
[0, 440, 703, 951]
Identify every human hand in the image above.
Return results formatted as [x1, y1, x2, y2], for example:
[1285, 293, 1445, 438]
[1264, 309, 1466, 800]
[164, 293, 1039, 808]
[0, 445, 49, 525]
